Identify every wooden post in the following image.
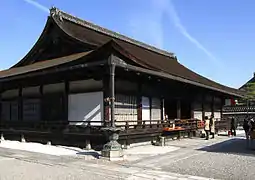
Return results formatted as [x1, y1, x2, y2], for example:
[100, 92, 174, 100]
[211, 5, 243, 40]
[64, 81, 69, 121]
[137, 81, 142, 125]
[211, 96, 215, 117]
[161, 98, 165, 120]
[0, 89, 2, 123]
[177, 99, 181, 119]
[18, 87, 23, 121]
[103, 77, 110, 126]
[202, 94, 205, 120]
[220, 96, 224, 120]
[190, 101, 194, 119]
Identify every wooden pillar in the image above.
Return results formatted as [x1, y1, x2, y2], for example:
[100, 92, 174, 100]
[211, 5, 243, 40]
[177, 99, 181, 119]
[149, 97, 152, 122]
[220, 96, 224, 120]
[0, 89, 2, 123]
[202, 94, 205, 120]
[190, 100, 194, 119]
[211, 96, 215, 116]
[64, 81, 69, 121]
[18, 87, 23, 121]
[161, 98, 165, 120]
[137, 81, 142, 124]
[109, 64, 116, 127]
[39, 85, 43, 121]
[103, 77, 110, 126]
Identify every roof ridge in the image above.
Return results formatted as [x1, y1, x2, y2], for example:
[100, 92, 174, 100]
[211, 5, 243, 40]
[49, 7, 175, 58]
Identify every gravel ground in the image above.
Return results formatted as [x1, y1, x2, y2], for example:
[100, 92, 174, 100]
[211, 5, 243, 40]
[0, 135, 252, 180]
[129, 135, 255, 180]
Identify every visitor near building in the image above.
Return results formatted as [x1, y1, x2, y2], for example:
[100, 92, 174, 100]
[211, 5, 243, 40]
[210, 114, 215, 139]
[204, 116, 210, 140]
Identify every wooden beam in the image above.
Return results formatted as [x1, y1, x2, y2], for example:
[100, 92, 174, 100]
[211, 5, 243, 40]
[0, 60, 107, 83]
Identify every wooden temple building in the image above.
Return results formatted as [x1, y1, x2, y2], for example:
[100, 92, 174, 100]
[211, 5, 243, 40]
[0, 7, 243, 147]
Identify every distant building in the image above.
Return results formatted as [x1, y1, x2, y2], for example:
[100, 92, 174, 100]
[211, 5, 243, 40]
[222, 73, 255, 126]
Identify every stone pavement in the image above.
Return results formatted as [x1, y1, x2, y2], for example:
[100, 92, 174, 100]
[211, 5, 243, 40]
[0, 148, 217, 180]
[0, 134, 252, 180]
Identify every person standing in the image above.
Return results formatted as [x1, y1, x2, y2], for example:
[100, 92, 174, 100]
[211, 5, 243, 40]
[204, 116, 210, 140]
[230, 117, 237, 136]
[243, 116, 253, 149]
[210, 114, 215, 139]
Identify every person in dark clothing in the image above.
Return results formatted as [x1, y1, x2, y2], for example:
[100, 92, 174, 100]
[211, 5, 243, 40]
[243, 116, 253, 148]
[230, 117, 236, 136]
[209, 114, 215, 139]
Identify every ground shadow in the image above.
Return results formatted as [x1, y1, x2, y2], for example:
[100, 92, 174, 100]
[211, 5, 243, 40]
[197, 137, 255, 157]
[76, 151, 101, 159]
[59, 146, 101, 159]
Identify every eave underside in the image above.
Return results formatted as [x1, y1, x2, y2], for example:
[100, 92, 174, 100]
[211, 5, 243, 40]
[0, 40, 243, 98]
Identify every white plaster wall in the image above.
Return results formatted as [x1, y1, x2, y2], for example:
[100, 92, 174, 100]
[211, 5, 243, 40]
[142, 96, 150, 123]
[214, 112, 221, 120]
[68, 91, 103, 126]
[205, 112, 212, 118]
[194, 111, 203, 121]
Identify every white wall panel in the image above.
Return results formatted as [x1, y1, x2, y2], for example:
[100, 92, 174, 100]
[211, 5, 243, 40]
[142, 96, 150, 123]
[68, 91, 103, 126]
[205, 111, 212, 118]
[194, 111, 203, 121]
[214, 112, 221, 120]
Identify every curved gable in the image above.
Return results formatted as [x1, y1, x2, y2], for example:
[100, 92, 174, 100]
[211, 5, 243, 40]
[12, 17, 95, 68]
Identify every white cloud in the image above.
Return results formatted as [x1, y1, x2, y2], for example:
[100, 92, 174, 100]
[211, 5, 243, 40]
[127, 3, 165, 49]
[23, 0, 49, 13]
[165, 0, 222, 66]
[128, 0, 222, 67]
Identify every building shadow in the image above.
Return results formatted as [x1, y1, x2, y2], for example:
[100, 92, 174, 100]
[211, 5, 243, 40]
[197, 137, 255, 157]
[76, 151, 101, 159]
[59, 146, 101, 159]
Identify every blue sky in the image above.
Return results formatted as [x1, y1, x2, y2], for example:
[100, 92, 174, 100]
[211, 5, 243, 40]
[0, 0, 254, 88]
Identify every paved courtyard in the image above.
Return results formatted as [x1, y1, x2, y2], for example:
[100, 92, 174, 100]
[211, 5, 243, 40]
[0, 133, 254, 180]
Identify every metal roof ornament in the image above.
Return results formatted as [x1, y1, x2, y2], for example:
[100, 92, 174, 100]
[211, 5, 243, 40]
[50, 7, 63, 21]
